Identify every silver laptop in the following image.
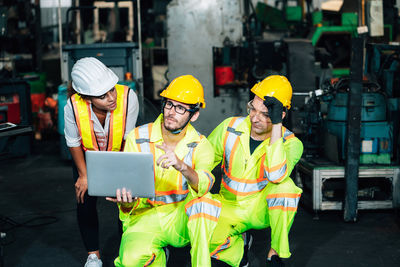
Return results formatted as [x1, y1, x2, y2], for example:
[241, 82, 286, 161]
[86, 150, 155, 198]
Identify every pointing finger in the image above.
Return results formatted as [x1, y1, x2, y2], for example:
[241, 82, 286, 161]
[156, 154, 168, 166]
[155, 143, 168, 152]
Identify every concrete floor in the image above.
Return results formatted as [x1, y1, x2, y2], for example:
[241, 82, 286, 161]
[1, 137, 400, 267]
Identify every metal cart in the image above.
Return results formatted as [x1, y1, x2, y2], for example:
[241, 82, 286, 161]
[296, 158, 400, 214]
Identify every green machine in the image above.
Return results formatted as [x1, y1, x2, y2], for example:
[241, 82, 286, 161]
[311, 11, 358, 77]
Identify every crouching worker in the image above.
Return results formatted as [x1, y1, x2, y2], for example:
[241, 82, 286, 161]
[208, 75, 303, 267]
[64, 57, 139, 266]
[107, 75, 221, 267]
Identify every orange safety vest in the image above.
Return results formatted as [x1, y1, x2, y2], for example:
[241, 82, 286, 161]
[134, 123, 200, 205]
[70, 84, 129, 151]
[221, 117, 295, 196]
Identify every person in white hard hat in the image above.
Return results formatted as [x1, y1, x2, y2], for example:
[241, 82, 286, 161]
[64, 57, 139, 267]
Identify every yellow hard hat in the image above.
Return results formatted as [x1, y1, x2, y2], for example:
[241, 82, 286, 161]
[160, 75, 206, 108]
[251, 75, 292, 109]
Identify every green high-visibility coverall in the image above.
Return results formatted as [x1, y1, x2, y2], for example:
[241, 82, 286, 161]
[115, 115, 221, 267]
[207, 116, 303, 266]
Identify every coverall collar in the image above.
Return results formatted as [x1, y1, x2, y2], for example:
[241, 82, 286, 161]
[150, 114, 201, 144]
[235, 116, 252, 135]
[233, 116, 276, 160]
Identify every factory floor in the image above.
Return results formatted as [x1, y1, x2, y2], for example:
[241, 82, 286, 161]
[1, 137, 400, 267]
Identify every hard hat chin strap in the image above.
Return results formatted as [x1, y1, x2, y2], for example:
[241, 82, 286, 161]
[169, 112, 195, 134]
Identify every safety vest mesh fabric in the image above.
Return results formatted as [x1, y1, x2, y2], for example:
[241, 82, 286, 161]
[70, 84, 129, 151]
[222, 117, 295, 196]
[135, 123, 199, 205]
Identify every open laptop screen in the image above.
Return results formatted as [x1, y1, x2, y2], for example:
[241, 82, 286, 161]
[85, 150, 155, 198]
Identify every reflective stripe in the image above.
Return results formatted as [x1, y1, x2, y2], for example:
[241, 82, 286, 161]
[182, 142, 197, 184]
[227, 126, 242, 136]
[185, 198, 221, 222]
[283, 128, 294, 143]
[222, 171, 268, 196]
[266, 193, 301, 211]
[222, 117, 270, 195]
[263, 161, 288, 183]
[211, 237, 231, 259]
[108, 84, 129, 151]
[135, 124, 201, 204]
[71, 95, 98, 151]
[143, 253, 156, 266]
[221, 119, 296, 195]
[223, 117, 245, 174]
[136, 138, 150, 144]
[71, 85, 128, 151]
[262, 127, 291, 182]
[136, 124, 152, 152]
[149, 193, 188, 205]
[204, 170, 214, 193]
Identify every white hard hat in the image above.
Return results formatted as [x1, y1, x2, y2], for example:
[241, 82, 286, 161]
[71, 57, 118, 96]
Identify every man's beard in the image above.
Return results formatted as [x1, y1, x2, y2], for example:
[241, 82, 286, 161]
[164, 116, 187, 132]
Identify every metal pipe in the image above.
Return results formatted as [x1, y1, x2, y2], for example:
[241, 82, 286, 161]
[344, 37, 364, 222]
[361, 0, 365, 26]
[66, 6, 96, 44]
[58, 0, 63, 80]
[137, 0, 142, 60]
[34, 0, 42, 71]
[75, 0, 81, 44]
[136, 0, 144, 117]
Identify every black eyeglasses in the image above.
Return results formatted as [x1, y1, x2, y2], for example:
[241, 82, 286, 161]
[164, 101, 195, 115]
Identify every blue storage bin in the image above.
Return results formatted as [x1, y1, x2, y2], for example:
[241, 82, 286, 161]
[58, 83, 68, 135]
[325, 120, 393, 161]
[327, 92, 387, 121]
[57, 83, 71, 160]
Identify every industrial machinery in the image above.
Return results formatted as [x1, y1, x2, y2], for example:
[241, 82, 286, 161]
[165, 0, 399, 216]
[365, 43, 400, 163]
[167, 0, 320, 134]
[323, 79, 393, 164]
[311, 11, 358, 77]
[0, 80, 33, 157]
[295, 42, 400, 213]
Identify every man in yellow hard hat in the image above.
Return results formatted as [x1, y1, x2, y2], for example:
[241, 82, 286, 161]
[207, 75, 303, 267]
[107, 75, 221, 266]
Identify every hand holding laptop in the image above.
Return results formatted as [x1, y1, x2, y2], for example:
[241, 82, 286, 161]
[106, 187, 137, 203]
